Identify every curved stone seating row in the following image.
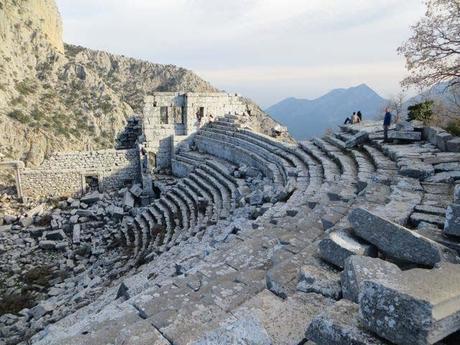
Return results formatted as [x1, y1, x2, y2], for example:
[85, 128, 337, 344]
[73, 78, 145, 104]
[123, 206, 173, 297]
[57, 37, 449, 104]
[121, 152, 245, 263]
[197, 128, 290, 185]
[194, 135, 283, 185]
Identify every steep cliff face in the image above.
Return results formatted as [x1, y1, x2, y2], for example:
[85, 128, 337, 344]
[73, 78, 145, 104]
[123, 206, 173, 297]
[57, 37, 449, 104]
[0, 0, 290, 167]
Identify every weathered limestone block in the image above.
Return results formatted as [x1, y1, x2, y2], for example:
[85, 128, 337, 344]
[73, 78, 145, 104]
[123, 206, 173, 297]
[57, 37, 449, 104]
[424, 126, 445, 144]
[318, 228, 378, 269]
[80, 191, 103, 204]
[398, 159, 434, 179]
[410, 212, 445, 228]
[447, 137, 460, 152]
[435, 132, 453, 151]
[297, 264, 342, 299]
[341, 255, 400, 303]
[396, 121, 414, 131]
[360, 263, 460, 345]
[345, 131, 369, 148]
[306, 299, 390, 345]
[39, 240, 56, 250]
[72, 224, 81, 244]
[45, 230, 66, 241]
[123, 191, 135, 209]
[388, 130, 421, 141]
[454, 184, 460, 203]
[349, 207, 457, 267]
[444, 203, 460, 237]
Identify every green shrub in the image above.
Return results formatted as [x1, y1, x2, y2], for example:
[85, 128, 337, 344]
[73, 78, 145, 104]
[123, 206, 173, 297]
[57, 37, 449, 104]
[407, 100, 434, 124]
[31, 107, 45, 121]
[7, 109, 31, 123]
[23, 265, 53, 287]
[15, 79, 35, 95]
[445, 120, 460, 137]
[0, 292, 35, 315]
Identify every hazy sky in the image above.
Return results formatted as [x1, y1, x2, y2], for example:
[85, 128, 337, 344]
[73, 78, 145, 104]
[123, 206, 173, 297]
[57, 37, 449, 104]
[56, 0, 426, 107]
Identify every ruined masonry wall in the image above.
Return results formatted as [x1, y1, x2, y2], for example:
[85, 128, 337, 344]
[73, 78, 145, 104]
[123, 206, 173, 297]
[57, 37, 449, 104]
[143, 92, 247, 170]
[20, 149, 140, 199]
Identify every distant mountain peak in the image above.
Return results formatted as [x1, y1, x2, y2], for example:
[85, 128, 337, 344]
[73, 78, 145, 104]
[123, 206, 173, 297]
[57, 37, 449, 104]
[266, 83, 388, 140]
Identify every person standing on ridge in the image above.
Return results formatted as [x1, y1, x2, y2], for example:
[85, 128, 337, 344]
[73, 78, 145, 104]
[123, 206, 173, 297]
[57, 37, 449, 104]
[357, 111, 362, 121]
[383, 108, 392, 143]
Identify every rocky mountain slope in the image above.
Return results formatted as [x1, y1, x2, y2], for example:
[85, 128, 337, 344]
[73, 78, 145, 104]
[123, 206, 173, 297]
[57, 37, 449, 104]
[0, 0, 287, 168]
[266, 84, 388, 140]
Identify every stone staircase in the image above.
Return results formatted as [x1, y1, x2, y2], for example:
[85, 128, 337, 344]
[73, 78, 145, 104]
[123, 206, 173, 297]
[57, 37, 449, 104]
[31, 119, 460, 345]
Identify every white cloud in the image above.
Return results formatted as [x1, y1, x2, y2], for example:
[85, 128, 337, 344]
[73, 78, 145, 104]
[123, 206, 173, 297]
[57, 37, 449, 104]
[56, 0, 426, 106]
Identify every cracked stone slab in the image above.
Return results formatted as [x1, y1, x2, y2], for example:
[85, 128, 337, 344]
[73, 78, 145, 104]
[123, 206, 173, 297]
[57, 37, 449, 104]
[360, 263, 460, 345]
[349, 207, 457, 267]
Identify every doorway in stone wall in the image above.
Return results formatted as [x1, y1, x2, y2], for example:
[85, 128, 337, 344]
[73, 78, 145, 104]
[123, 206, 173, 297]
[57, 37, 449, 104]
[85, 175, 99, 192]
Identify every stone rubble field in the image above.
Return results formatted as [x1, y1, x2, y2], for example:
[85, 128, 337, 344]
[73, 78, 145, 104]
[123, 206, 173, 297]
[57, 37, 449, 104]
[2, 116, 460, 345]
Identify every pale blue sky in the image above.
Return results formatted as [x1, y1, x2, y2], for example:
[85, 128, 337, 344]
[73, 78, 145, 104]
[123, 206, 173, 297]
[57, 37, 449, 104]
[56, 0, 426, 107]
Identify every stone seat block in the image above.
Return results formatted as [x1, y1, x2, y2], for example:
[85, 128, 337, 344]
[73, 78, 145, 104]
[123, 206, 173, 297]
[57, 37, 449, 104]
[341, 255, 401, 303]
[388, 130, 422, 141]
[360, 263, 460, 345]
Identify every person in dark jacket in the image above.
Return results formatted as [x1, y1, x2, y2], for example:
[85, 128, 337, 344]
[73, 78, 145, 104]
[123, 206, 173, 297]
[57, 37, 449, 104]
[357, 111, 362, 121]
[383, 108, 392, 142]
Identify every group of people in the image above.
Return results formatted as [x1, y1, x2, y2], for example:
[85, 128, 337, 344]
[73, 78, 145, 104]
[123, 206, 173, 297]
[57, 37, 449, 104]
[342, 108, 394, 143]
[343, 111, 363, 125]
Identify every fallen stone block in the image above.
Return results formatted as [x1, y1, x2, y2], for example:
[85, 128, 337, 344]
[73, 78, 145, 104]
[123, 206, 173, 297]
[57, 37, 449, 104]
[107, 205, 124, 220]
[410, 212, 445, 228]
[435, 132, 453, 151]
[447, 137, 460, 152]
[306, 299, 390, 345]
[129, 183, 143, 197]
[45, 229, 66, 241]
[388, 130, 421, 141]
[349, 207, 457, 267]
[345, 131, 369, 148]
[72, 224, 81, 244]
[39, 240, 56, 250]
[444, 203, 460, 237]
[80, 191, 103, 204]
[297, 264, 342, 299]
[123, 191, 135, 209]
[396, 121, 414, 131]
[399, 161, 435, 179]
[360, 263, 460, 345]
[318, 228, 378, 269]
[341, 255, 400, 303]
[28, 227, 45, 238]
[30, 302, 55, 320]
[19, 216, 33, 228]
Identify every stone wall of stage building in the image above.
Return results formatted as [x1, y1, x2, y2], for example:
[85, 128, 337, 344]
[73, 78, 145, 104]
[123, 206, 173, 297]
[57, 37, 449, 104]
[20, 148, 141, 199]
[142, 92, 247, 170]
